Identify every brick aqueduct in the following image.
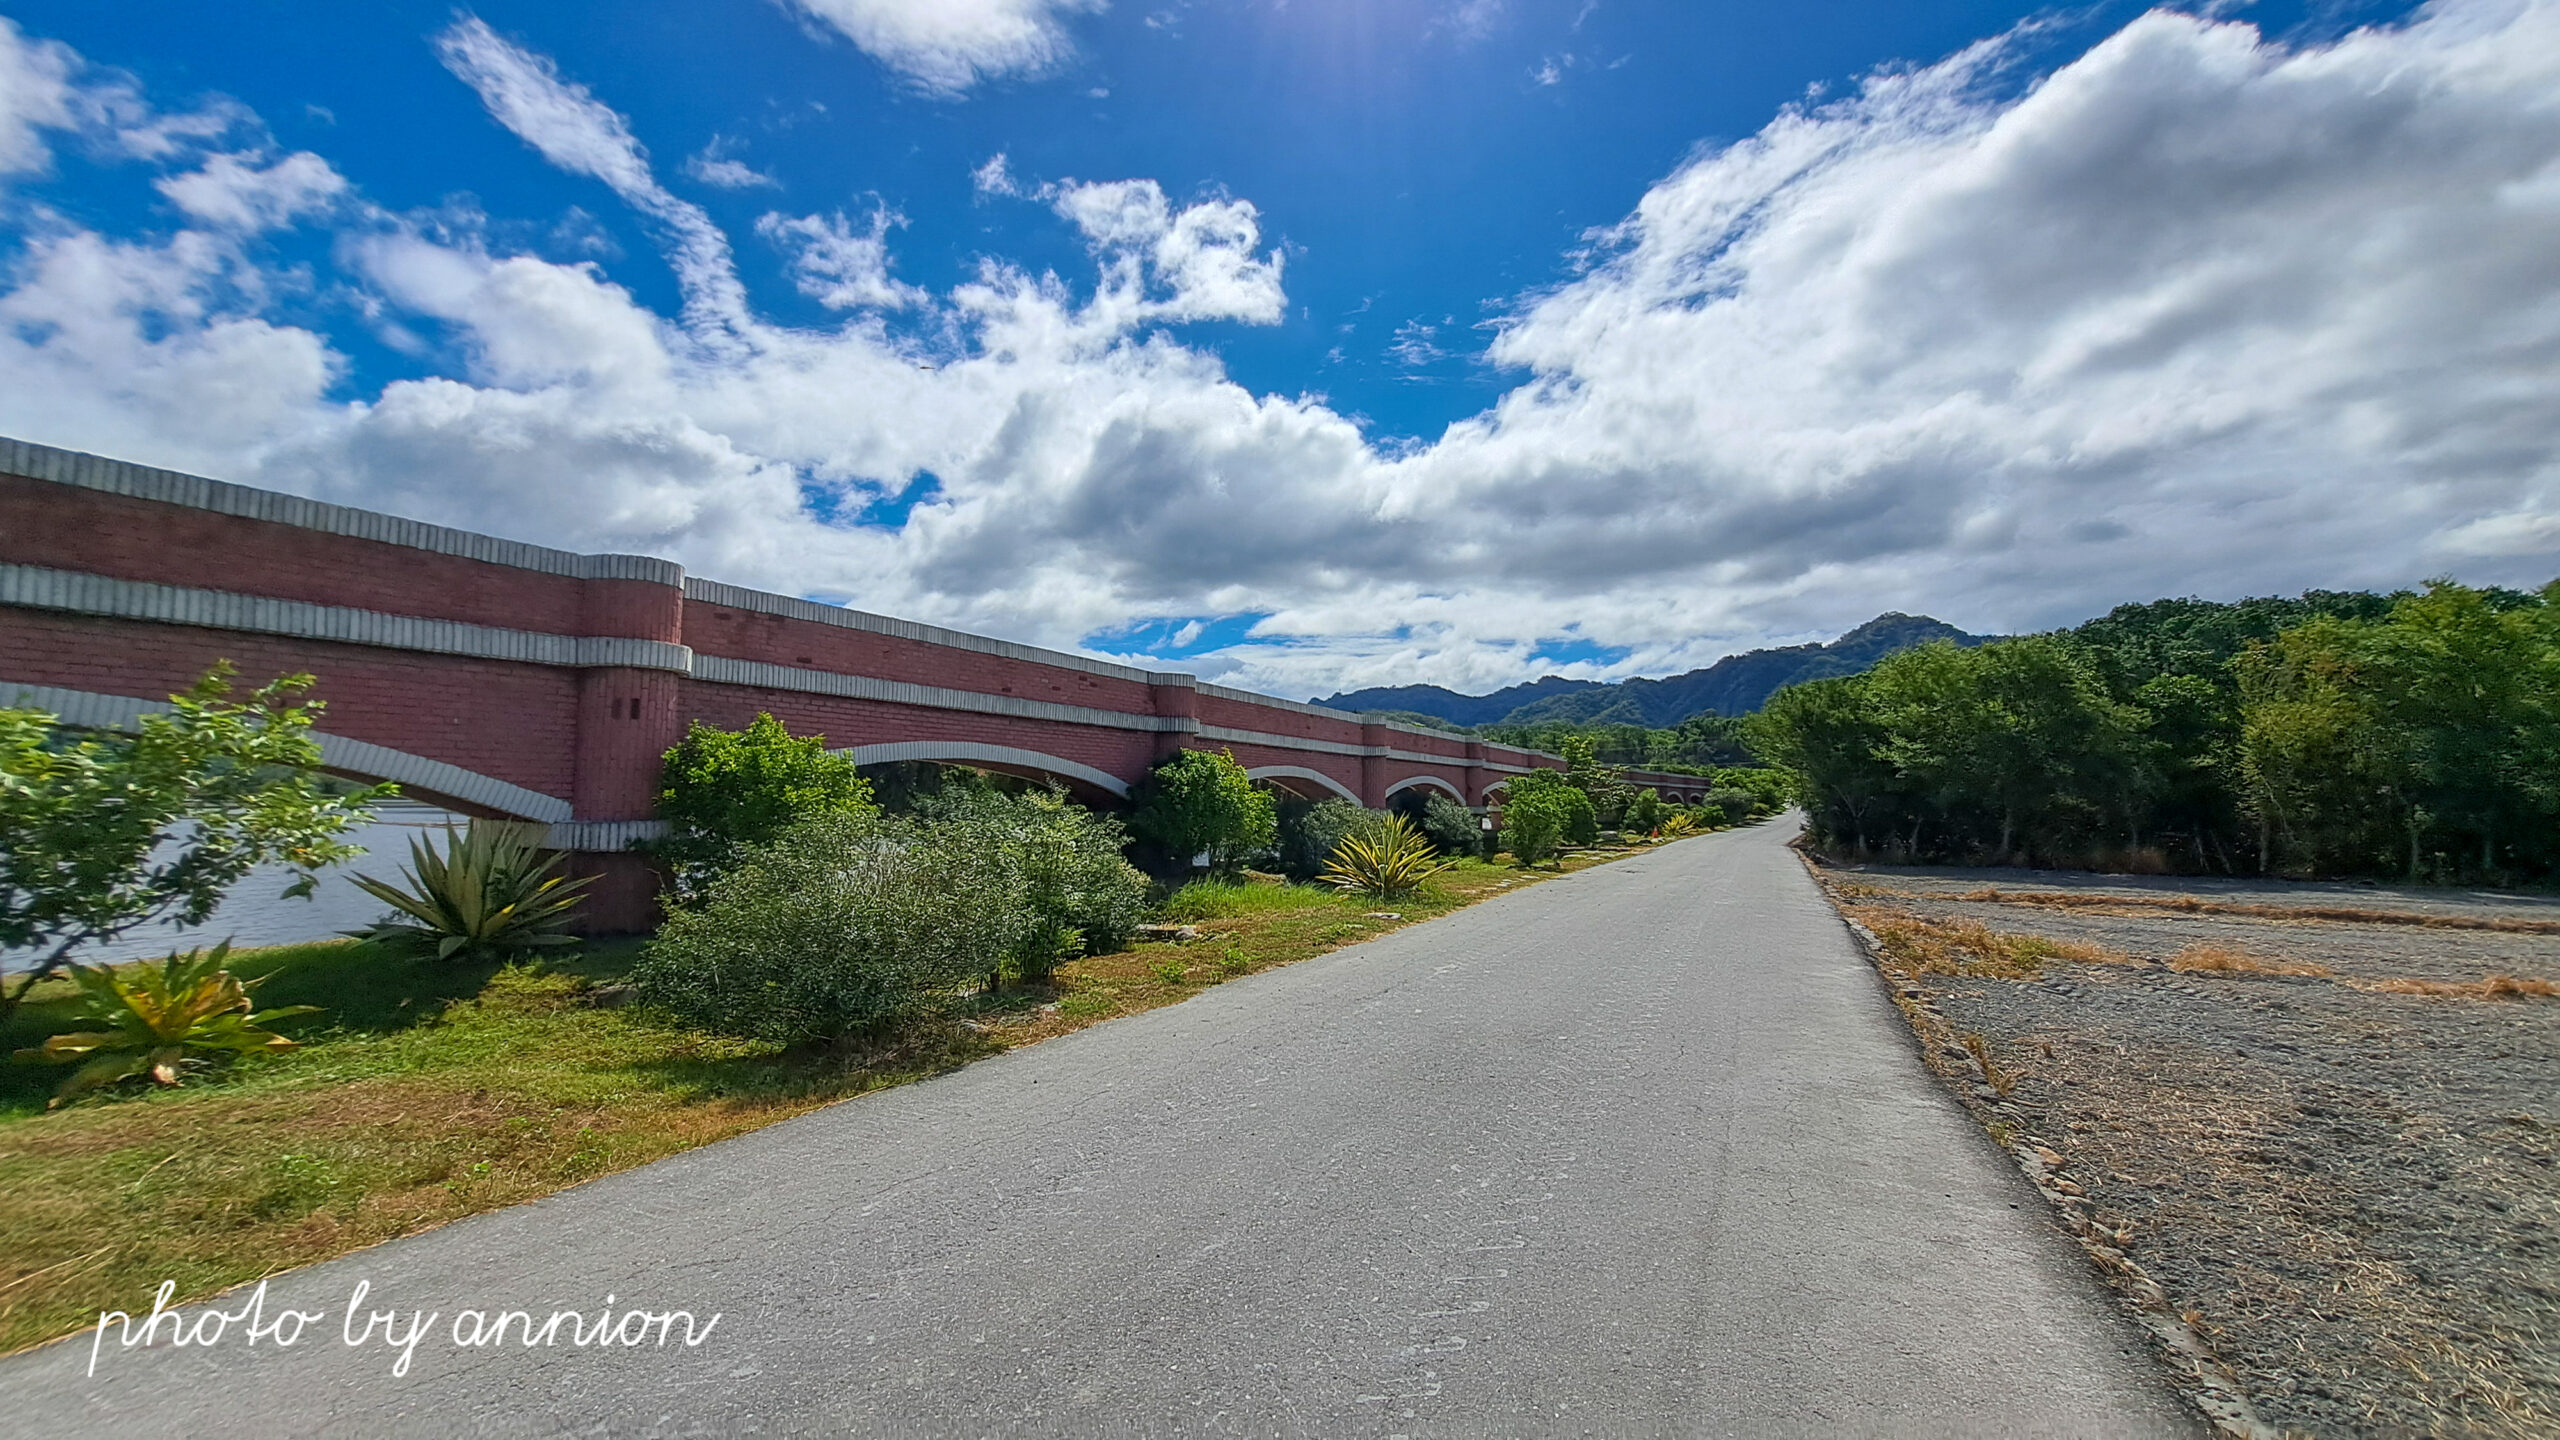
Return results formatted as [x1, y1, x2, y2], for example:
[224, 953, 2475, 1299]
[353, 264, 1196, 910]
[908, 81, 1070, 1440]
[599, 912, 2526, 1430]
[0, 437, 1709, 929]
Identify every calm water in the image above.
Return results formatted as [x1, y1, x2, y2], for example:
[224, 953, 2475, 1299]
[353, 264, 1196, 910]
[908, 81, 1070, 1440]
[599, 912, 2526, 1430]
[4, 800, 471, 971]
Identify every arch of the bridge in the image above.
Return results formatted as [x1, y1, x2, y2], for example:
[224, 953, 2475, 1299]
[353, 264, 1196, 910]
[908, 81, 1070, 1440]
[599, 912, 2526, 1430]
[4, 681, 571, 823]
[1381, 774, 1466, 804]
[845, 740, 1131, 801]
[1244, 764, 1360, 804]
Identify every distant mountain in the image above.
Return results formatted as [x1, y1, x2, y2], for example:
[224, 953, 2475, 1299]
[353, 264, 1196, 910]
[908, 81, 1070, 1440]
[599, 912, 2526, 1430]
[1317, 613, 1992, 729]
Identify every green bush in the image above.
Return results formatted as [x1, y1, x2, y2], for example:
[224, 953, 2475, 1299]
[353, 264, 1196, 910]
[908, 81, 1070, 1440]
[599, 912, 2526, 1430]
[652, 714, 874, 898]
[1500, 770, 1585, 867]
[918, 785, 1148, 981]
[1701, 788, 1760, 822]
[1276, 798, 1391, 879]
[630, 811, 1020, 1044]
[1623, 789, 1667, 835]
[1416, 792, 1482, 856]
[347, 823, 589, 961]
[1130, 749, 1277, 874]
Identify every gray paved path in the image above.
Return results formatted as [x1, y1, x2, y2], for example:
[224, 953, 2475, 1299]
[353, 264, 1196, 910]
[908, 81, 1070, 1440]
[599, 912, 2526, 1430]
[6, 820, 2196, 1437]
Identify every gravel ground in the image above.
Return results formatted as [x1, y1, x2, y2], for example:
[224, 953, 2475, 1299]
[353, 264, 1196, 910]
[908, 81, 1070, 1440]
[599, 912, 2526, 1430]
[1814, 860, 2559, 1439]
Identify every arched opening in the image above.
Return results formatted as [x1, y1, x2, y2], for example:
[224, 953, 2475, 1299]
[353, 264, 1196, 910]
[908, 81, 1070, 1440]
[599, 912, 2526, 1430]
[1244, 764, 1359, 804]
[844, 740, 1130, 804]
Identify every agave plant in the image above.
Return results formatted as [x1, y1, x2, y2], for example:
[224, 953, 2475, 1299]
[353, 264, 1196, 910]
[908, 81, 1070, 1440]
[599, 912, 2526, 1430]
[347, 823, 589, 961]
[16, 943, 320, 1104]
[1658, 813, 1702, 838]
[1319, 814, 1452, 900]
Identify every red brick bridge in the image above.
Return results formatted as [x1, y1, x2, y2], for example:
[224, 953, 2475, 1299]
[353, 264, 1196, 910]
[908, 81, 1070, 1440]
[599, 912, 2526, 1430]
[0, 437, 1710, 928]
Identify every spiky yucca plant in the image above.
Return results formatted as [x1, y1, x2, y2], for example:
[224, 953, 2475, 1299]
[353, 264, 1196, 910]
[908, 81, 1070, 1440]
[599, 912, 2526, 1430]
[1658, 813, 1702, 838]
[1319, 814, 1452, 900]
[16, 943, 319, 1104]
[348, 823, 589, 961]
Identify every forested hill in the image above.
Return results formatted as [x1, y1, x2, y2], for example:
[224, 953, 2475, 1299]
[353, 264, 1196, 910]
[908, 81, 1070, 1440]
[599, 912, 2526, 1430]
[1316, 613, 1992, 728]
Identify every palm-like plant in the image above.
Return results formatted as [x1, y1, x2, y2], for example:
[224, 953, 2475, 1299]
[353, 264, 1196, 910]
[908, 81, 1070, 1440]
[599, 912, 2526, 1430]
[16, 943, 320, 1104]
[1658, 812, 1702, 838]
[1319, 814, 1452, 900]
[347, 823, 590, 960]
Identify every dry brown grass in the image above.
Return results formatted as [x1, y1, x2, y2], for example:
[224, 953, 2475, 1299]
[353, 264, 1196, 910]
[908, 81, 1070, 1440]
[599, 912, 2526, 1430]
[1842, 905, 2129, 979]
[2349, 974, 2559, 1000]
[2167, 944, 2335, 978]
[1944, 887, 2560, 935]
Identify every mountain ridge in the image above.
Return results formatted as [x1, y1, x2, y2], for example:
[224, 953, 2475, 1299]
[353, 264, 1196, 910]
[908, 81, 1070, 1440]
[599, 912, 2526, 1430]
[1315, 613, 1992, 728]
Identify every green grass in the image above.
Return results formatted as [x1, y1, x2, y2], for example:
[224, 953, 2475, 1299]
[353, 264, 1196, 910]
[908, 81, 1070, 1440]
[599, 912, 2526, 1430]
[1154, 875, 1359, 921]
[0, 845, 1649, 1357]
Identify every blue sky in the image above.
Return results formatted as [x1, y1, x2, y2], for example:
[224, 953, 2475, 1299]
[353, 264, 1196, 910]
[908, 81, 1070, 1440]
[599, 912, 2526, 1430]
[3, 0, 2554, 699]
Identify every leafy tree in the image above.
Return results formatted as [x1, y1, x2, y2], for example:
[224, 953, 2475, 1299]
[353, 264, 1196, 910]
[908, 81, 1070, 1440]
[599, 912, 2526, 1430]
[1744, 677, 1898, 853]
[0, 667, 386, 1018]
[1557, 735, 1632, 830]
[653, 714, 874, 899]
[1128, 748, 1277, 874]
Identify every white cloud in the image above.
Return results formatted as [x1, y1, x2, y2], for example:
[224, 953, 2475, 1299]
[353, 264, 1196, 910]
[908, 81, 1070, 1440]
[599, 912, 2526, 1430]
[756, 207, 924, 310]
[434, 17, 749, 340]
[684, 137, 777, 190]
[0, 17, 77, 177]
[971, 152, 1022, 197]
[782, 0, 1107, 96]
[156, 150, 347, 229]
[4, 4, 2560, 700]
[1050, 177, 1286, 323]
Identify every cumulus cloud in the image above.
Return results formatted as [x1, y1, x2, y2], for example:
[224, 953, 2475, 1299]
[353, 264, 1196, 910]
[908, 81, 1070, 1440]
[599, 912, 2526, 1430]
[3, 4, 2560, 699]
[756, 207, 924, 310]
[156, 150, 347, 229]
[782, 0, 1107, 96]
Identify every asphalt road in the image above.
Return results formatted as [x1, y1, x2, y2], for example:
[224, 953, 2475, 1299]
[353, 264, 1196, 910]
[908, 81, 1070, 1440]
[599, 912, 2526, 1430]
[7, 820, 2197, 1437]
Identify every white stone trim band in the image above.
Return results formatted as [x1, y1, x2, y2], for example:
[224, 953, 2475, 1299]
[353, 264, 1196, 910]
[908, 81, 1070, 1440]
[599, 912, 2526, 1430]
[693, 656, 1191, 735]
[1, 566, 693, 673]
[845, 741, 1132, 798]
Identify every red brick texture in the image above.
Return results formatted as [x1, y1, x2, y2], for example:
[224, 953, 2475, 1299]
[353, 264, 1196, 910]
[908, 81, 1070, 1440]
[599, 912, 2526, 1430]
[3, 467, 1713, 931]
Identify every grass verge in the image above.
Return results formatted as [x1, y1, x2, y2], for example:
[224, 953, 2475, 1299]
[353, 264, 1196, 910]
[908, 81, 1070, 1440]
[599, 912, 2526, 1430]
[0, 848, 1637, 1354]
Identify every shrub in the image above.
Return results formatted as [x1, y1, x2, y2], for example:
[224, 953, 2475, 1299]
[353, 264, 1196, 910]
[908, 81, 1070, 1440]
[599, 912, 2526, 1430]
[1702, 788, 1761, 822]
[16, 942, 320, 1104]
[653, 714, 874, 899]
[1416, 792, 1483, 856]
[919, 785, 1148, 982]
[1320, 814, 1452, 900]
[0, 666, 388, 1019]
[348, 823, 589, 961]
[1500, 771, 1582, 867]
[630, 811, 1020, 1044]
[1276, 799, 1392, 880]
[1129, 749, 1277, 874]
[1623, 789, 1667, 835]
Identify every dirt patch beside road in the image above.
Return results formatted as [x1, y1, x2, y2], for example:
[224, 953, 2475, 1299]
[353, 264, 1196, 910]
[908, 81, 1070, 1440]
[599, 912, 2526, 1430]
[1814, 860, 2559, 1438]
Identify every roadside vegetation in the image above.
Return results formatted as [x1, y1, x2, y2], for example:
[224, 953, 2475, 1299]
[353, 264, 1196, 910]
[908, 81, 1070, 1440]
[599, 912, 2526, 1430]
[1749, 578, 2560, 882]
[0, 685, 1750, 1354]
